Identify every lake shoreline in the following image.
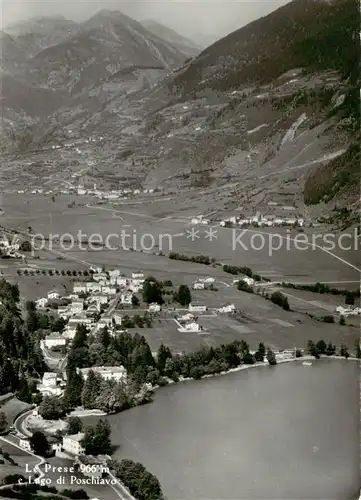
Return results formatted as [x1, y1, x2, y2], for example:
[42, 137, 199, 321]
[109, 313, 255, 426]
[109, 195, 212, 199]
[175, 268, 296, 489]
[153, 352, 360, 392]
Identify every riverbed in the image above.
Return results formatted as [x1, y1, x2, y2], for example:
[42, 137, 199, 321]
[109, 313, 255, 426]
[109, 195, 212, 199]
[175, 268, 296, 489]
[85, 359, 360, 499]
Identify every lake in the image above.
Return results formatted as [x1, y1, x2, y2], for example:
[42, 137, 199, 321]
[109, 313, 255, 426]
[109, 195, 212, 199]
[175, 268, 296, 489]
[95, 359, 360, 500]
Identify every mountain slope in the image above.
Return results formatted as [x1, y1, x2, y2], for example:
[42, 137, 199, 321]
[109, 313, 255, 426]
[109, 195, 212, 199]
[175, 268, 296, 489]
[169, 0, 358, 97]
[25, 10, 188, 94]
[3, 16, 79, 59]
[141, 20, 202, 57]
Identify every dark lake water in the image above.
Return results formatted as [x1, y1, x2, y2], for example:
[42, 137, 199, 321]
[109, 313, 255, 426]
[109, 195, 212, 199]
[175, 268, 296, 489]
[88, 359, 360, 499]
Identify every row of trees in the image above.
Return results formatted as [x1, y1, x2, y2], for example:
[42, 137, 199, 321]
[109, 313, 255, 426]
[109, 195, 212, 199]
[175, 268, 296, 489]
[282, 281, 360, 304]
[169, 252, 214, 266]
[307, 339, 360, 359]
[17, 269, 90, 277]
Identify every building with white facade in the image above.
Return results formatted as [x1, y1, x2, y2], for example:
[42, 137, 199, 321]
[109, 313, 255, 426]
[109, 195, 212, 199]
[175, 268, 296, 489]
[189, 303, 207, 313]
[71, 301, 84, 314]
[73, 283, 87, 294]
[218, 304, 236, 313]
[336, 306, 361, 317]
[178, 313, 195, 322]
[193, 282, 205, 290]
[116, 276, 128, 287]
[78, 366, 127, 383]
[132, 272, 144, 280]
[42, 372, 57, 387]
[101, 285, 117, 295]
[36, 298, 48, 308]
[148, 303, 161, 313]
[178, 322, 202, 332]
[19, 439, 32, 452]
[120, 293, 133, 305]
[43, 333, 67, 349]
[112, 312, 123, 326]
[62, 433, 85, 456]
[86, 282, 102, 293]
[109, 270, 121, 278]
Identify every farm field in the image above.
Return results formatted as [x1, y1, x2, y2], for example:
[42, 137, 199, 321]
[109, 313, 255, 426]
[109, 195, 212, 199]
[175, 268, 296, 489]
[0, 193, 359, 286]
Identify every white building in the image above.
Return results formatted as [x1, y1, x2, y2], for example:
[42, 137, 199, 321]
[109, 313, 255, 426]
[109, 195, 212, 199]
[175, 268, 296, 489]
[47, 291, 60, 300]
[71, 301, 84, 314]
[148, 303, 161, 313]
[218, 304, 236, 313]
[132, 272, 144, 280]
[68, 315, 93, 327]
[86, 282, 102, 293]
[109, 270, 121, 278]
[116, 276, 128, 287]
[62, 433, 85, 456]
[86, 303, 100, 315]
[43, 333, 67, 349]
[42, 372, 57, 387]
[336, 306, 361, 317]
[101, 285, 117, 295]
[73, 283, 87, 294]
[36, 298, 48, 308]
[19, 439, 32, 452]
[240, 276, 255, 286]
[120, 293, 133, 305]
[112, 312, 123, 326]
[178, 322, 202, 332]
[189, 303, 207, 313]
[178, 313, 195, 322]
[193, 282, 205, 290]
[89, 294, 109, 306]
[204, 277, 215, 284]
[78, 366, 127, 383]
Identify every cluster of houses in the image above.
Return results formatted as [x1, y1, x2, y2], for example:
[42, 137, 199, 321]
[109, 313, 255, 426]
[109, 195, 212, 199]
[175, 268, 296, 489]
[220, 213, 304, 227]
[192, 276, 216, 290]
[38, 268, 157, 346]
[176, 301, 236, 332]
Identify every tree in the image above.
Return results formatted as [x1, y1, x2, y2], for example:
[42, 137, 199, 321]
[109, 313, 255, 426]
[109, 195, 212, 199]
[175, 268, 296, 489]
[325, 342, 336, 356]
[19, 241, 32, 252]
[266, 348, 277, 365]
[30, 431, 50, 457]
[142, 278, 164, 304]
[339, 315, 346, 326]
[0, 411, 7, 433]
[340, 344, 349, 359]
[307, 340, 320, 359]
[81, 370, 102, 409]
[176, 285, 192, 306]
[17, 376, 32, 403]
[270, 291, 289, 310]
[81, 419, 111, 455]
[39, 395, 65, 420]
[354, 342, 361, 359]
[237, 280, 254, 294]
[316, 340, 327, 355]
[66, 416, 83, 435]
[131, 295, 140, 307]
[345, 293, 355, 305]
[157, 344, 172, 373]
